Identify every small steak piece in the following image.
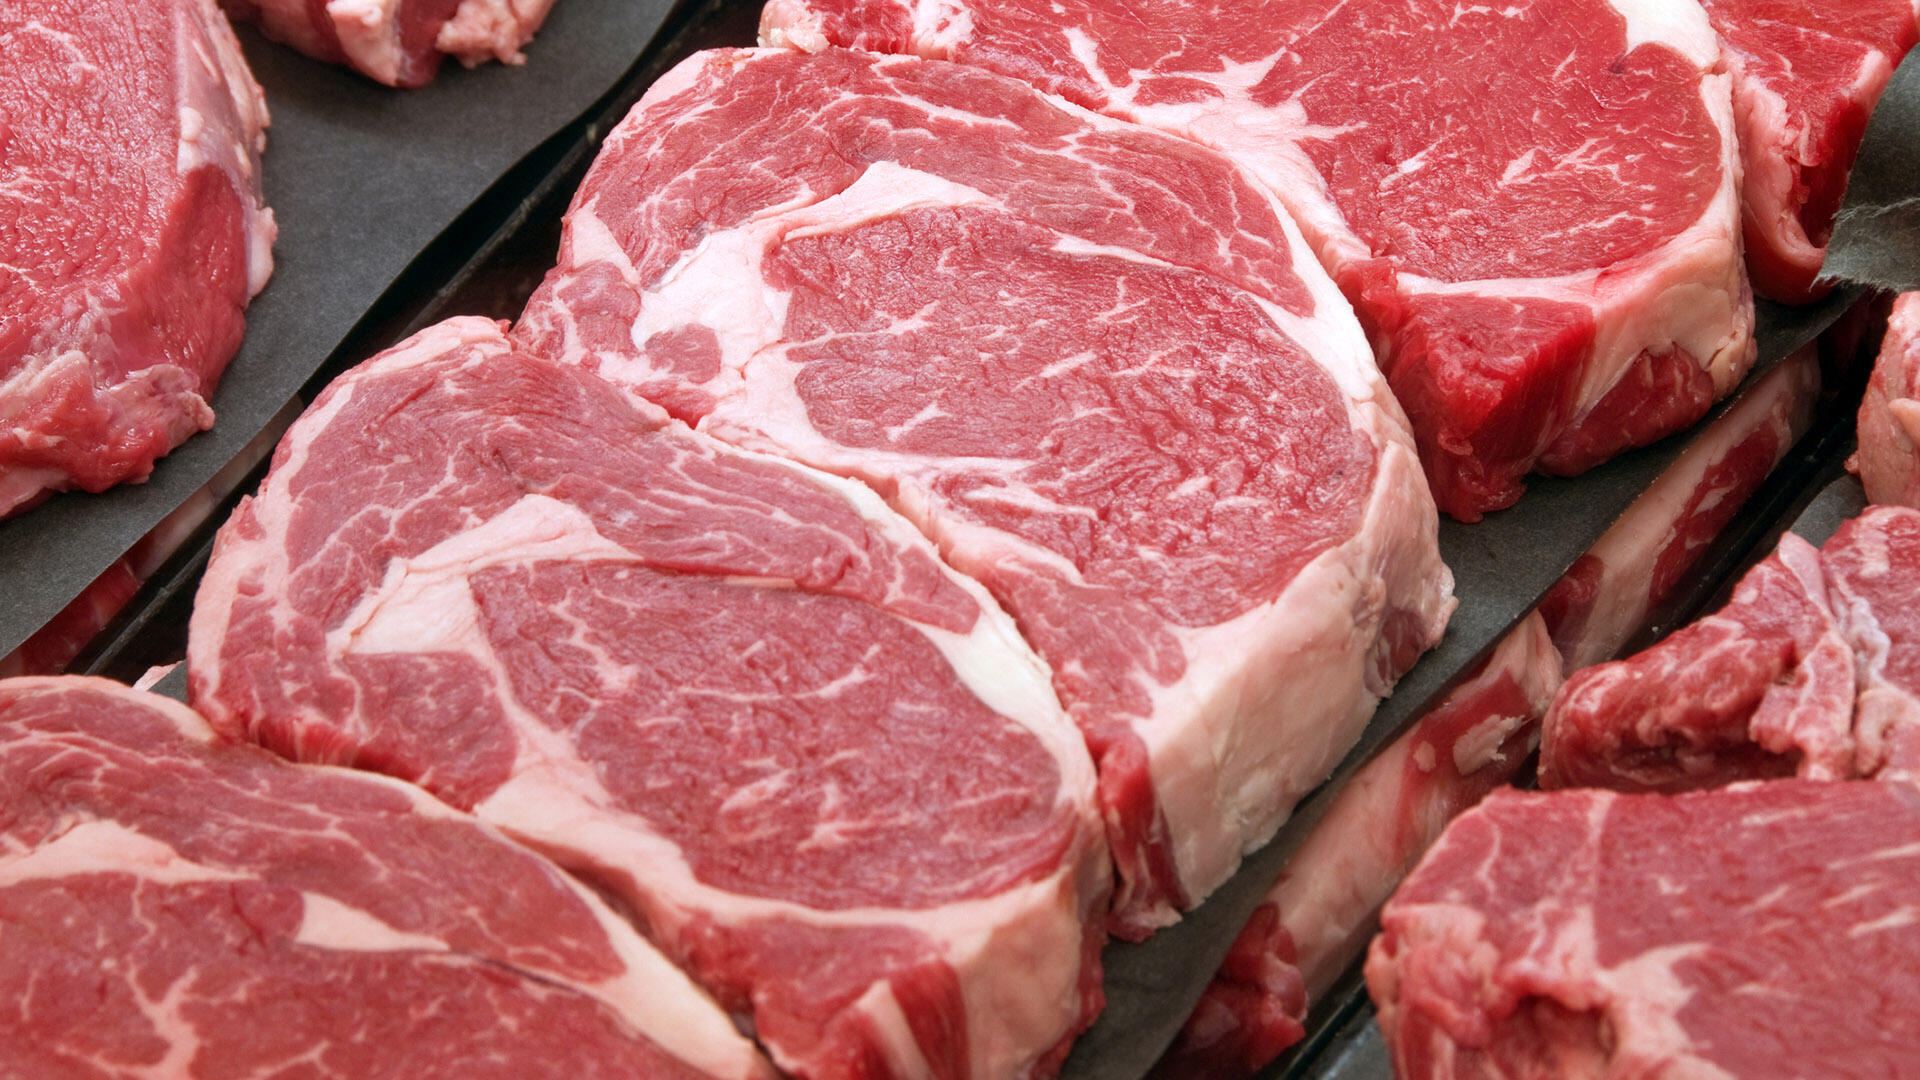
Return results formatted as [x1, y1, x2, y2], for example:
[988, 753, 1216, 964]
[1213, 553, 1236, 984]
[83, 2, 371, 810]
[761, 0, 1754, 521]
[1, 0, 275, 518]
[1852, 292, 1920, 506]
[221, 0, 557, 86]
[515, 46, 1454, 937]
[1369, 781, 1920, 1078]
[1698, 0, 1920, 302]
[189, 318, 1110, 1080]
[0, 675, 770, 1080]
[1155, 615, 1561, 1080]
[1543, 505, 1920, 790]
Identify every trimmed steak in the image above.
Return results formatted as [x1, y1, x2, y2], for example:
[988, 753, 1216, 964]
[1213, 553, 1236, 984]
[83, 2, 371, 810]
[1543, 504, 1920, 790]
[1, 0, 275, 518]
[1156, 342, 1820, 1080]
[188, 318, 1110, 1080]
[0, 675, 770, 1080]
[515, 46, 1453, 937]
[220, 0, 557, 86]
[761, 0, 1754, 521]
[1368, 781, 1920, 1077]
[1852, 292, 1920, 505]
[1699, 0, 1920, 302]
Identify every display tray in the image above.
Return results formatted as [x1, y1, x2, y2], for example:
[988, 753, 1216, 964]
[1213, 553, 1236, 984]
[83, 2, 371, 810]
[0, 0, 691, 661]
[24, 6, 1920, 1080]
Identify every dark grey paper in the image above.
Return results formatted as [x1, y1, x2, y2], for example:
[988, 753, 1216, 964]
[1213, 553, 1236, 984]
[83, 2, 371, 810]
[0, 0, 680, 658]
[1825, 49, 1920, 293]
[1792, 474, 1870, 546]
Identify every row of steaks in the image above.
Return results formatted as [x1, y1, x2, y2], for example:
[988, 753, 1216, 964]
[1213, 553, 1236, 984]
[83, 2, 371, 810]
[6, 1, 1920, 1079]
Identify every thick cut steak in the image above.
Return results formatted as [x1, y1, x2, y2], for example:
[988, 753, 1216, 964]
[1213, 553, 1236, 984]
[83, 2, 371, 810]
[1698, 0, 1920, 302]
[1155, 616, 1561, 1080]
[1852, 292, 1920, 505]
[1156, 343, 1819, 1080]
[515, 46, 1454, 937]
[1368, 781, 1920, 1078]
[189, 318, 1110, 1080]
[762, 0, 1754, 522]
[220, 0, 557, 87]
[1540, 346, 1820, 669]
[1, 0, 275, 519]
[1543, 505, 1920, 790]
[0, 676, 769, 1080]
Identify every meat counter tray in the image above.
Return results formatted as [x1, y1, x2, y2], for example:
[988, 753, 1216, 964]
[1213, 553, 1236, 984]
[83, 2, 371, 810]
[31, 5, 1920, 1080]
[0, 0, 693, 661]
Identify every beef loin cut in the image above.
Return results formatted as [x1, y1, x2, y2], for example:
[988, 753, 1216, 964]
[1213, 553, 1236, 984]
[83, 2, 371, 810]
[1698, 0, 1920, 302]
[513, 46, 1454, 936]
[1852, 292, 1920, 505]
[220, 0, 557, 87]
[761, 0, 1754, 521]
[1368, 780, 1920, 1077]
[1543, 505, 1920, 791]
[1158, 339, 1822, 1080]
[1155, 615, 1561, 1080]
[1, 0, 275, 519]
[188, 318, 1111, 1080]
[0, 675, 770, 1080]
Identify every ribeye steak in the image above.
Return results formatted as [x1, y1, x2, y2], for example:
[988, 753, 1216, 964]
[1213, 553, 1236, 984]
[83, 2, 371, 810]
[1, 0, 275, 518]
[0, 675, 770, 1080]
[514, 46, 1454, 936]
[188, 318, 1110, 1080]
[1368, 780, 1920, 1078]
[761, 0, 1755, 520]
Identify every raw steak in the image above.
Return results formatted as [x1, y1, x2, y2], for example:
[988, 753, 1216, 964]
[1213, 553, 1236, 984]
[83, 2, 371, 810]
[1155, 616, 1561, 1080]
[1540, 345, 1820, 669]
[1543, 505, 1920, 790]
[221, 0, 556, 87]
[1155, 345, 1820, 1080]
[761, 0, 1754, 521]
[514, 46, 1454, 937]
[0, 675, 770, 1080]
[1, 0, 275, 518]
[189, 318, 1111, 1080]
[1367, 780, 1920, 1077]
[1852, 292, 1920, 505]
[1698, 0, 1920, 301]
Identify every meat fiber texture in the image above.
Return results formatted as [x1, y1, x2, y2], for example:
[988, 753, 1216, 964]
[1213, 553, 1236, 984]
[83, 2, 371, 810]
[1543, 504, 1920, 791]
[189, 317, 1112, 1080]
[1152, 345, 1819, 1080]
[1851, 292, 1920, 505]
[1367, 781, 1920, 1078]
[1698, 0, 1920, 302]
[220, 0, 558, 87]
[0, 0, 276, 519]
[0, 676, 771, 1080]
[761, 0, 1754, 522]
[511, 46, 1454, 938]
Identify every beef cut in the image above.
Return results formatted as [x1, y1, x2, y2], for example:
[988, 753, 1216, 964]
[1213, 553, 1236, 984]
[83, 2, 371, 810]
[221, 0, 556, 86]
[1852, 292, 1920, 505]
[0, 675, 771, 1080]
[761, 0, 1754, 521]
[189, 318, 1111, 1080]
[1, 0, 275, 519]
[1155, 615, 1561, 1080]
[1697, 0, 1920, 302]
[1543, 504, 1920, 790]
[1155, 342, 1820, 1080]
[1368, 780, 1920, 1077]
[1540, 345, 1820, 669]
[513, 46, 1453, 936]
